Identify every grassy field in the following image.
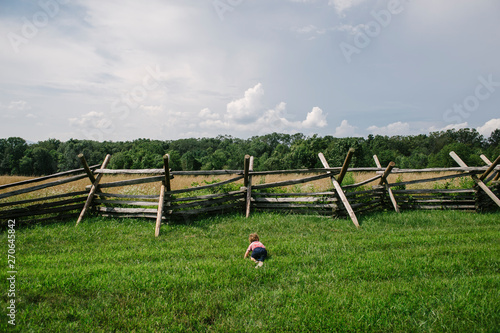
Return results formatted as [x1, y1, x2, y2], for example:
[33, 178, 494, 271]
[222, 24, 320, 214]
[1, 210, 499, 332]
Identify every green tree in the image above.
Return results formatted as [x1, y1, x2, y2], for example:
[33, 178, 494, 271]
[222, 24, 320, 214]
[324, 137, 366, 167]
[396, 152, 428, 169]
[201, 149, 229, 170]
[488, 129, 500, 147]
[19, 155, 34, 175]
[165, 150, 182, 171]
[0, 137, 28, 175]
[428, 143, 482, 167]
[32, 147, 58, 175]
[109, 151, 134, 169]
[181, 151, 202, 171]
[485, 129, 500, 162]
[37, 138, 61, 151]
[448, 128, 485, 147]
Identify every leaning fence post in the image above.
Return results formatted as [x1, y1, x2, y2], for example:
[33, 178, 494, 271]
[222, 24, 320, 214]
[76, 154, 111, 225]
[379, 161, 395, 185]
[374, 157, 400, 213]
[337, 148, 355, 185]
[244, 155, 254, 218]
[155, 185, 166, 237]
[480, 155, 500, 182]
[318, 152, 360, 228]
[479, 155, 500, 182]
[78, 153, 96, 184]
[449, 151, 500, 208]
[373, 155, 381, 170]
[155, 154, 171, 237]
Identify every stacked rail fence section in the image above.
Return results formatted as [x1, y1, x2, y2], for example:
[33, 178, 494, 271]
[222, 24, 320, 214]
[0, 166, 100, 225]
[1, 151, 499, 236]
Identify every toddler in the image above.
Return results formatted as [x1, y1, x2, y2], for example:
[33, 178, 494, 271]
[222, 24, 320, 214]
[244, 233, 267, 268]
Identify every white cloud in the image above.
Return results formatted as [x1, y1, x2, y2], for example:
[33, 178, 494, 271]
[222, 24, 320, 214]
[424, 120, 499, 138]
[333, 23, 367, 35]
[199, 84, 327, 134]
[301, 107, 327, 128]
[69, 111, 104, 127]
[367, 121, 410, 136]
[292, 24, 328, 40]
[252, 102, 291, 132]
[328, 0, 368, 16]
[428, 122, 468, 133]
[295, 25, 318, 34]
[139, 104, 163, 116]
[255, 103, 326, 131]
[335, 120, 358, 137]
[199, 108, 220, 120]
[8, 100, 30, 110]
[477, 118, 500, 137]
[332, 23, 366, 35]
[226, 83, 264, 122]
[251, 103, 327, 133]
[198, 118, 226, 129]
[68, 111, 114, 140]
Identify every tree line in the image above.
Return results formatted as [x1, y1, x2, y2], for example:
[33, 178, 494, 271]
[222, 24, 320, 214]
[1, 128, 499, 176]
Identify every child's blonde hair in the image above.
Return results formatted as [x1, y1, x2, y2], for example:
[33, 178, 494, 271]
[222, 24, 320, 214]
[249, 233, 259, 243]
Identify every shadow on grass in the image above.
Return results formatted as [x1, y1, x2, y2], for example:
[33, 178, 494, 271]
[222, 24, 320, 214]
[1, 215, 78, 231]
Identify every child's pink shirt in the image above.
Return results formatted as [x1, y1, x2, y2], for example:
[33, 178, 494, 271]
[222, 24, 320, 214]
[247, 241, 265, 252]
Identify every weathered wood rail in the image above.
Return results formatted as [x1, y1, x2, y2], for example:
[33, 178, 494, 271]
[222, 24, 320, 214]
[0, 162, 100, 225]
[0, 151, 499, 235]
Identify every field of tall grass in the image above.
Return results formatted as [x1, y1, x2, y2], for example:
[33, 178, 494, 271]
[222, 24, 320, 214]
[1, 210, 498, 331]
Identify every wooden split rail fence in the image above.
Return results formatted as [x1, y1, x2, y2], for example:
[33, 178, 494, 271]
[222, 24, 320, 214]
[1, 151, 499, 236]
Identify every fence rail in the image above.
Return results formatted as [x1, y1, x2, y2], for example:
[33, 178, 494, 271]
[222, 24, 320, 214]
[1, 151, 499, 236]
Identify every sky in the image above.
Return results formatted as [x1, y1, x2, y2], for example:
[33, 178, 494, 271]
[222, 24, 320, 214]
[0, 0, 499, 142]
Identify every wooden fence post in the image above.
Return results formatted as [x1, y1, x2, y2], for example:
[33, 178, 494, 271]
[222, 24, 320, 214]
[378, 161, 395, 185]
[449, 151, 500, 208]
[337, 148, 355, 185]
[373, 155, 381, 171]
[76, 154, 111, 225]
[155, 185, 166, 237]
[318, 152, 360, 228]
[480, 155, 500, 182]
[155, 154, 171, 237]
[373, 157, 400, 213]
[163, 154, 171, 191]
[478, 154, 500, 211]
[78, 153, 96, 184]
[478, 155, 500, 182]
[243, 155, 251, 187]
[245, 156, 254, 218]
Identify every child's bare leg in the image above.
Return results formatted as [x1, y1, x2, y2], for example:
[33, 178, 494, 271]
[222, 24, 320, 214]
[250, 257, 257, 262]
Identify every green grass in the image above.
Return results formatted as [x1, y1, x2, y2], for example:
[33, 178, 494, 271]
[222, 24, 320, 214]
[1, 211, 499, 332]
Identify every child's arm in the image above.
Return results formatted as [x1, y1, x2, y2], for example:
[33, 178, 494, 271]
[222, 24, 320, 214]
[244, 249, 250, 259]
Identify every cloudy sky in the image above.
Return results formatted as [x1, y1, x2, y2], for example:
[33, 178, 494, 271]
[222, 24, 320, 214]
[1, 0, 499, 142]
